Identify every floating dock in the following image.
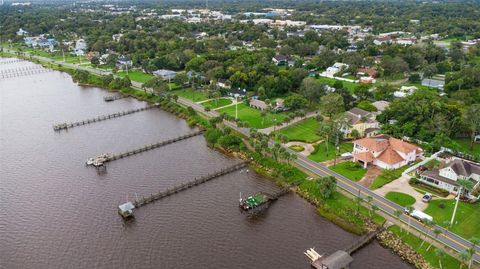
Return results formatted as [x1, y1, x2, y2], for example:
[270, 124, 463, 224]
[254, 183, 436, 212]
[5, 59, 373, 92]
[53, 104, 159, 131]
[87, 131, 204, 167]
[118, 161, 249, 218]
[104, 95, 126, 102]
[239, 185, 293, 214]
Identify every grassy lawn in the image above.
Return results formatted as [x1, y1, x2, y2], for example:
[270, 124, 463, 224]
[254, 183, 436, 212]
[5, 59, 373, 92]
[316, 76, 358, 93]
[424, 199, 480, 239]
[218, 103, 288, 129]
[276, 118, 320, 143]
[299, 181, 384, 234]
[289, 145, 305, 152]
[202, 98, 232, 109]
[172, 88, 208, 102]
[389, 226, 461, 269]
[116, 70, 154, 83]
[329, 161, 367, 182]
[308, 142, 353, 162]
[451, 138, 480, 156]
[385, 192, 416, 207]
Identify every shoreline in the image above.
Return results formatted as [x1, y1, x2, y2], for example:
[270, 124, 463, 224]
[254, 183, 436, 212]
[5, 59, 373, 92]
[1, 54, 457, 269]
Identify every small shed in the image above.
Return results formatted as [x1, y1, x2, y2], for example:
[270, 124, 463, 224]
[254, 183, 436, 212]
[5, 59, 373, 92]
[118, 202, 135, 218]
[319, 250, 353, 269]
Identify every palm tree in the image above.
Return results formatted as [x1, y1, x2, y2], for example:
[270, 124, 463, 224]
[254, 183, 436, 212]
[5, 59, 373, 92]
[435, 249, 446, 269]
[405, 206, 414, 236]
[468, 237, 479, 269]
[427, 228, 443, 251]
[450, 179, 474, 226]
[459, 250, 471, 269]
[394, 210, 403, 233]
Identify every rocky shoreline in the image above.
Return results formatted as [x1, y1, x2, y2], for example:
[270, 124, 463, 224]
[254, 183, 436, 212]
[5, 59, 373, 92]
[377, 231, 434, 269]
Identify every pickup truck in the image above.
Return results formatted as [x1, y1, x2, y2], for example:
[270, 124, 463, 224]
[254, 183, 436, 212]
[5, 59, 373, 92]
[404, 208, 433, 222]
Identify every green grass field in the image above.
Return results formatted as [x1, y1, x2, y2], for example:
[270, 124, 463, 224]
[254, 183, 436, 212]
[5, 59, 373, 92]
[116, 70, 154, 83]
[308, 142, 353, 162]
[218, 103, 288, 129]
[385, 192, 416, 207]
[424, 199, 480, 239]
[329, 161, 367, 182]
[389, 226, 461, 269]
[172, 88, 208, 102]
[452, 138, 480, 156]
[276, 118, 320, 143]
[202, 98, 232, 109]
[316, 76, 358, 93]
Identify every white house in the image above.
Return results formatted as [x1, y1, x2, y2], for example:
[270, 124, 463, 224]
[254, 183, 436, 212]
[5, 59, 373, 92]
[73, 39, 87, 56]
[420, 159, 480, 198]
[16, 28, 28, 36]
[321, 62, 349, 78]
[394, 86, 417, 98]
[353, 135, 423, 169]
[153, 69, 177, 80]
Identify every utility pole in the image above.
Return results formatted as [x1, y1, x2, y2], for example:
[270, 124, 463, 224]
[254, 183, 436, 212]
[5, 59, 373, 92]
[333, 132, 339, 167]
[235, 94, 238, 120]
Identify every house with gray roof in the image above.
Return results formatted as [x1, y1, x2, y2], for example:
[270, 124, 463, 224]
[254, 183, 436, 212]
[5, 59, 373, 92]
[422, 78, 444, 90]
[420, 158, 480, 198]
[343, 108, 380, 138]
[153, 69, 177, 80]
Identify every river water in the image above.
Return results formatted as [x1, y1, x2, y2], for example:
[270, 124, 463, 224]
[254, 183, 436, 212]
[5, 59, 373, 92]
[0, 59, 412, 269]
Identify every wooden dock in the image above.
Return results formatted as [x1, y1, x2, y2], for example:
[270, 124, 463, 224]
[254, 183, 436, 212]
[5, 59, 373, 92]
[103, 95, 126, 102]
[0, 59, 25, 65]
[125, 161, 249, 213]
[53, 104, 159, 131]
[306, 224, 386, 269]
[0, 65, 52, 79]
[87, 130, 204, 167]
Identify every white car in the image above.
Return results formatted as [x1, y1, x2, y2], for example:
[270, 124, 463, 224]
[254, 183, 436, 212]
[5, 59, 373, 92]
[422, 193, 432, 203]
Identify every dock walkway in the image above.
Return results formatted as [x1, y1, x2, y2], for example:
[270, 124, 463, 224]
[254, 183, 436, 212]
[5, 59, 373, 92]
[0, 65, 52, 78]
[53, 105, 159, 131]
[88, 131, 204, 167]
[119, 162, 249, 217]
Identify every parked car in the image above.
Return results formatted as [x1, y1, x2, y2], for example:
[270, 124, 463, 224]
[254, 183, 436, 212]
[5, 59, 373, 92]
[422, 193, 432, 203]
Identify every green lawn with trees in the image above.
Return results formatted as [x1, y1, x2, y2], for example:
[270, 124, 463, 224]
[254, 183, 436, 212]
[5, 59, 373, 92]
[389, 226, 461, 269]
[308, 142, 353, 162]
[202, 98, 232, 109]
[329, 161, 367, 181]
[116, 70, 154, 83]
[172, 88, 208, 102]
[218, 103, 288, 129]
[424, 199, 480, 239]
[385, 192, 416, 207]
[276, 118, 320, 143]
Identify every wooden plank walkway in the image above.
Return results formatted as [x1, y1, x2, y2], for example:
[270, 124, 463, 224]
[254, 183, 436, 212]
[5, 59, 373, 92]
[104, 95, 126, 102]
[104, 131, 204, 164]
[0, 65, 52, 78]
[344, 226, 386, 254]
[53, 105, 159, 131]
[132, 161, 249, 208]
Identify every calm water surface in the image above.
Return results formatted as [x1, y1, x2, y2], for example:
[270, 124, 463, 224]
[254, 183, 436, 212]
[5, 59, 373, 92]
[0, 58, 412, 269]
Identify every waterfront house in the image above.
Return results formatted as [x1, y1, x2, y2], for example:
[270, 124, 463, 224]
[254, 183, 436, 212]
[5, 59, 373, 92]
[419, 158, 480, 198]
[353, 135, 423, 169]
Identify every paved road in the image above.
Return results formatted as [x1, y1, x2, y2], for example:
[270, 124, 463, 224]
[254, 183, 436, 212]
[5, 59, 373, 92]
[5, 48, 478, 262]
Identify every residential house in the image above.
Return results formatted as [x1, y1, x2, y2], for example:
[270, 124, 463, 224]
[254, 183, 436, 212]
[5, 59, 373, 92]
[272, 55, 295, 66]
[73, 39, 87, 56]
[357, 67, 378, 78]
[372, 101, 390, 113]
[112, 33, 124, 42]
[344, 108, 380, 138]
[153, 69, 177, 80]
[422, 78, 444, 90]
[359, 77, 375, 84]
[420, 158, 480, 198]
[353, 135, 423, 169]
[16, 28, 28, 36]
[228, 88, 247, 98]
[394, 38, 417, 46]
[249, 98, 269, 110]
[394, 86, 417, 98]
[373, 36, 392, 45]
[116, 55, 132, 67]
[321, 62, 349, 78]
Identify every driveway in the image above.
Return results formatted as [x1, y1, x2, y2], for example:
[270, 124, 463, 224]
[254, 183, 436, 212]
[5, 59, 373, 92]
[285, 141, 315, 156]
[374, 175, 430, 211]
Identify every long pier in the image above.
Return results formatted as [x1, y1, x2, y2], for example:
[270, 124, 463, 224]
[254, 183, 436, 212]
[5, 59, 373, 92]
[87, 130, 204, 167]
[0, 59, 25, 65]
[0, 65, 52, 78]
[53, 104, 159, 131]
[118, 161, 249, 218]
[306, 225, 387, 269]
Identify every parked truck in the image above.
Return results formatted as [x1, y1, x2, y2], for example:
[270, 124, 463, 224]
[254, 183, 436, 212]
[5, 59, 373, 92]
[404, 208, 433, 222]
